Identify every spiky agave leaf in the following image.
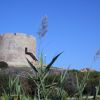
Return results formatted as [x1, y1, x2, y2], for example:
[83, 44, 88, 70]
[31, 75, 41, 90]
[95, 80, 100, 97]
[75, 72, 89, 99]
[76, 73, 80, 92]
[39, 52, 44, 67]
[45, 83, 57, 89]
[26, 58, 38, 73]
[45, 52, 63, 73]
[60, 70, 67, 85]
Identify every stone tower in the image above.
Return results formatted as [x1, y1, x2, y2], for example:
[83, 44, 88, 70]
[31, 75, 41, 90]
[0, 33, 36, 67]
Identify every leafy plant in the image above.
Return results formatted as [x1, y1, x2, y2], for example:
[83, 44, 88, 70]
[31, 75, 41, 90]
[75, 72, 89, 100]
[55, 70, 68, 100]
[1, 75, 32, 100]
[27, 52, 62, 99]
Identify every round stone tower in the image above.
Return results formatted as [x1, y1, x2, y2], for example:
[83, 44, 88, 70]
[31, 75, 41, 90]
[0, 33, 36, 67]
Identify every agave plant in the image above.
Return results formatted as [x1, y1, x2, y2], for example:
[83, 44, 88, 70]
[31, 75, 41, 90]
[54, 70, 68, 100]
[8, 76, 23, 96]
[74, 72, 89, 100]
[2, 75, 33, 100]
[26, 52, 62, 99]
[2, 76, 25, 100]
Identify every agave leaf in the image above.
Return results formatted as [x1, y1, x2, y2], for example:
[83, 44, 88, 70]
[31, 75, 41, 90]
[45, 83, 57, 89]
[42, 72, 48, 82]
[27, 73, 34, 80]
[96, 82, 100, 96]
[26, 58, 38, 73]
[60, 70, 67, 84]
[45, 52, 63, 73]
[40, 78, 46, 97]
[76, 73, 80, 90]
[79, 72, 89, 93]
[40, 52, 44, 67]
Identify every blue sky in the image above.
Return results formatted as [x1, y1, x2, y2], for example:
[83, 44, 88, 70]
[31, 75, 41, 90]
[0, 0, 100, 70]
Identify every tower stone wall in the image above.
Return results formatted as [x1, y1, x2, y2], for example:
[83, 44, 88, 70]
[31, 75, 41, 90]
[0, 33, 36, 67]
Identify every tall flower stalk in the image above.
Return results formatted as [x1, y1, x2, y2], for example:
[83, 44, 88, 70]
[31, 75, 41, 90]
[37, 16, 48, 62]
[38, 16, 48, 38]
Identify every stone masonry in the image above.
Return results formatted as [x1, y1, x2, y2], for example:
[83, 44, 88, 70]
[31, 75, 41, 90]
[0, 33, 36, 67]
